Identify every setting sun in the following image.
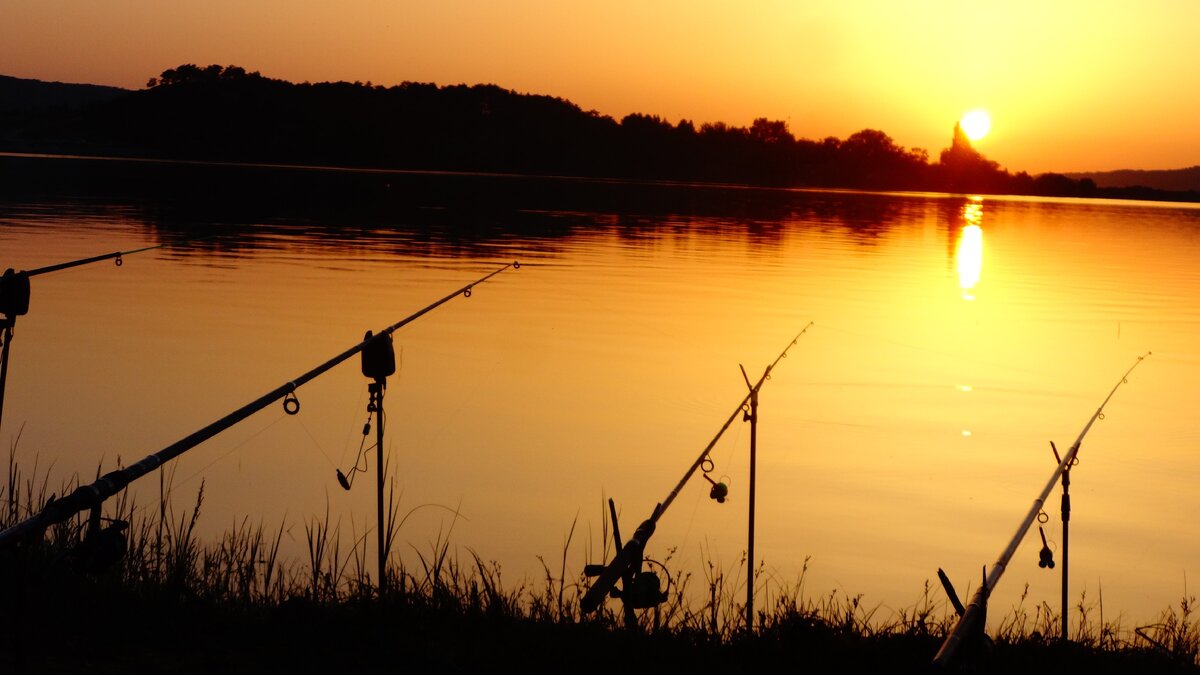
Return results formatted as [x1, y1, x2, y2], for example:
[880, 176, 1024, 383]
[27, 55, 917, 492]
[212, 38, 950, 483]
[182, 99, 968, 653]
[960, 110, 991, 142]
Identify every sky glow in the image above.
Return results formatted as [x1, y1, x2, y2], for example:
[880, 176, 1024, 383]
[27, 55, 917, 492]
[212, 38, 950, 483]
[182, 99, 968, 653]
[2, 0, 1197, 173]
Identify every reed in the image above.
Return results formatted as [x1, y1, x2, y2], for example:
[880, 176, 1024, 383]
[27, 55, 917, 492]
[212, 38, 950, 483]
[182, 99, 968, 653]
[1, 455, 1196, 673]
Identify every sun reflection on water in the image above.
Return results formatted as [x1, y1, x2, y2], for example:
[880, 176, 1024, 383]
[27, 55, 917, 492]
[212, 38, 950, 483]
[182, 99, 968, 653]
[955, 199, 984, 300]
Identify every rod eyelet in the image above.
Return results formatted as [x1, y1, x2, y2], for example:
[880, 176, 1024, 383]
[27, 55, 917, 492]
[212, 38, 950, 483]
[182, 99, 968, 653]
[283, 392, 300, 415]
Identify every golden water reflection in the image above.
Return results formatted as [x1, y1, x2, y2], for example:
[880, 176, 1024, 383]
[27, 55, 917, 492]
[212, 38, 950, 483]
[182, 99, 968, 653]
[2, 185, 1199, 635]
[955, 198, 984, 300]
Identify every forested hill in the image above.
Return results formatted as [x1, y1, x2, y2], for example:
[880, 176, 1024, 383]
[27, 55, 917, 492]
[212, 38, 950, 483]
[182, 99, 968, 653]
[1, 64, 1196, 202]
[0, 74, 129, 112]
[1065, 166, 1200, 193]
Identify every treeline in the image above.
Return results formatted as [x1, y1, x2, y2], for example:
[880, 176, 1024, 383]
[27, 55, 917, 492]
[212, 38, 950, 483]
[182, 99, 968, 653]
[3, 64, 1197, 201]
[0, 74, 127, 113]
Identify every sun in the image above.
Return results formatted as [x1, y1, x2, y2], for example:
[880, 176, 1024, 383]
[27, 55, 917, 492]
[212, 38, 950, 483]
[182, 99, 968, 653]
[960, 109, 991, 142]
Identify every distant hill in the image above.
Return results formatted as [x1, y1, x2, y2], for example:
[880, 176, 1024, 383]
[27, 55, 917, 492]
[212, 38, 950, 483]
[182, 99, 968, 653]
[1064, 166, 1200, 193]
[0, 74, 129, 112]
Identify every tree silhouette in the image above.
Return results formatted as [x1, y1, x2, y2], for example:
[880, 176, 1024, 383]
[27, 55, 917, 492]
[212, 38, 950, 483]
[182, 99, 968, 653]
[749, 118, 792, 145]
[936, 122, 1007, 192]
[7, 63, 1191, 201]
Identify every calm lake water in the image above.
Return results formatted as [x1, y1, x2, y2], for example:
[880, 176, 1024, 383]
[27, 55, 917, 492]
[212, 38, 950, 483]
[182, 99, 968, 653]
[2, 154, 1199, 630]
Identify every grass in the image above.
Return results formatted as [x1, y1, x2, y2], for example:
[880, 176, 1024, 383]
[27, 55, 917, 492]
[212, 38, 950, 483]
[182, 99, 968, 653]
[2, 454, 1198, 674]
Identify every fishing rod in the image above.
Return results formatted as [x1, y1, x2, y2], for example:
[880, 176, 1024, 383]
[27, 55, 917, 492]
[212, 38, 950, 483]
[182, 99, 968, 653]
[0, 243, 171, 441]
[580, 323, 813, 623]
[931, 352, 1150, 669]
[0, 261, 519, 554]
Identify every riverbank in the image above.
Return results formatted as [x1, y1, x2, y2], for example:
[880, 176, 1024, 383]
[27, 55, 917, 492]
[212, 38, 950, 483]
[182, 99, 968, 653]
[2, 475, 1196, 674]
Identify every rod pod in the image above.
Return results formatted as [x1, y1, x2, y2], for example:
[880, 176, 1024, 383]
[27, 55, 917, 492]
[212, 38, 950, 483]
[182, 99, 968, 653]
[580, 324, 813, 619]
[0, 262, 519, 551]
[0, 244, 165, 441]
[931, 352, 1150, 669]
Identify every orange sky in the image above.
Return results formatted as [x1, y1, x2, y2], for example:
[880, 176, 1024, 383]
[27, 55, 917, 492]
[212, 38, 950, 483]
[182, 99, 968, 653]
[2, 0, 1197, 173]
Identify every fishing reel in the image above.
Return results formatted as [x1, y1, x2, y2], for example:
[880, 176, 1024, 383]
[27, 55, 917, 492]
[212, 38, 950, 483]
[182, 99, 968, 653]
[583, 558, 669, 609]
[335, 412, 376, 491]
[618, 566, 669, 609]
[73, 505, 129, 575]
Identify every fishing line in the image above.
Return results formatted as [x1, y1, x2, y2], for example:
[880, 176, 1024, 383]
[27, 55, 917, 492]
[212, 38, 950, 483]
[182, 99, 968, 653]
[422, 350, 503, 452]
[121, 463, 186, 525]
[679, 489, 705, 559]
[819, 324, 1046, 378]
[338, 408, 383, 491]
[541, 258, 708, 357]
[1150, 353, 1200, 367]
[293, 415, 339, 469]
[338, 343, 400, 490]
[337, 383, 369, 468]
[172, 413, 290, 489]
[719, 413, 744, 476]
[580, 326, 811, 617]
[932, 352, 1151, 668]
[13, 232, 226, 279]
[679, 448, 727, 558]
[0, 261, 518, 554]
[589, 292, 700, 353]
[679, 423, 746, 578]
[660, 398, 747, 565]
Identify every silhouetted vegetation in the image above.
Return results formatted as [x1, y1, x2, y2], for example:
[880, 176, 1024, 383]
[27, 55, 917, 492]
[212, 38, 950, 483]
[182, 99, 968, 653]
[1, 64, 1197, 202]
[1066, 166, 1200, 193]
[3, 456, 1198, 673]
[0, 74, 128, 113]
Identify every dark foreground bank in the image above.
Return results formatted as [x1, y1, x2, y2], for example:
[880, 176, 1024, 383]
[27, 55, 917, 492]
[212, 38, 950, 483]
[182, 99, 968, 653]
[1, 504, 1196, 675]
